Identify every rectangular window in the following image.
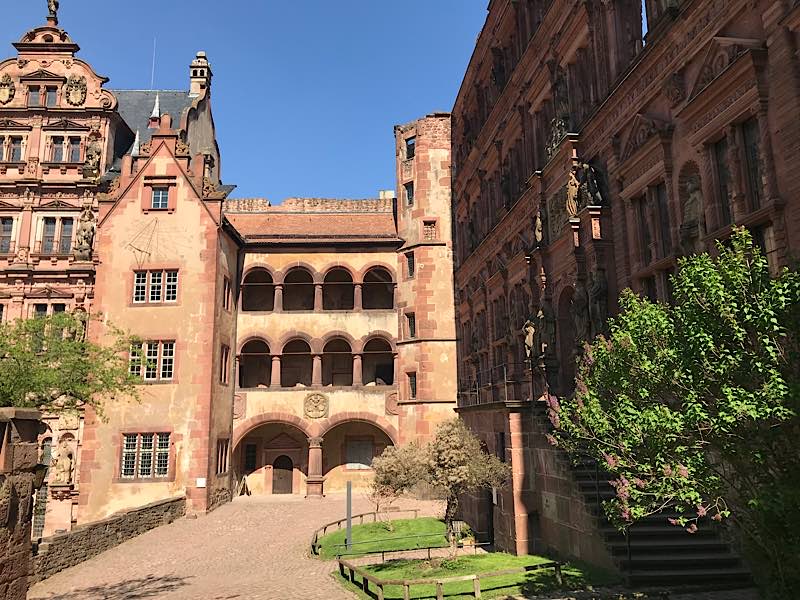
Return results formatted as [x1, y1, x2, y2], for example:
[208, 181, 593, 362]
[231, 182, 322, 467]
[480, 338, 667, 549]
[51, 137, 64, 162]
[742, 117, 762, 210]
[149, 271, 163, 303]
[68, 138, 81, 163]
[655, 183, 671, 259]
[404, 182, 414, 207]
[222, 277, 232, 311]
[635, 198, 652, 266]
[28, 86, 40, 107]
[713, 137, 732, 226]
[42, 217, 57, 254]
[406, 313, 416, 338]
[34, 304, 48, 318]
[129, 343, 142, 376]
[9, 137, 22, 162]
[144, 342, 159, 380]
[160, 342, 175, 380]
[120, 432, 171, 480]
[0, 304, 3, 323]
[59, 218, 73, 254]
[495, 432, 506, 462]
[408, 372, 418, 399]
[45, 87, 58, 107]
[0, 217, 12, 254]
[220, 345, 230, 384]
[405, 137, 416, 160]
[133, 272, 147, 303]
[131, 340, 175, 382]
[52, 304, 66, 313]
[423, 220, 437, 241]
[345, 439, 374, 470]
[216, 439, 230, 475]
[151, 187, 169, 210]
[406, 251, 415, 278]
[642, 276, 658, 303]
[244, 444, 257, 472]
[164, 270, 178, 302]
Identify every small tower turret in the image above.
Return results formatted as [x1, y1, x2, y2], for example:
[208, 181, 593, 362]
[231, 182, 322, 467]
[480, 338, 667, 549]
[190, 51, 212, 97]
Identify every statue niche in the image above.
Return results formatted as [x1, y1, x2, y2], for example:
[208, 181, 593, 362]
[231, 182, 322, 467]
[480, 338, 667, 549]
[588, 268, 609, 338]
[678, 163, 706, 255]
[73, 206, 96, 262]
[571, 279, 591, 346]
[50, 438, 74, 485]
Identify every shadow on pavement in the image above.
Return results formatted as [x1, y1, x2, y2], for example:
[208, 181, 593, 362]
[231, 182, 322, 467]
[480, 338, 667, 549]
[30, 574, 194, 599]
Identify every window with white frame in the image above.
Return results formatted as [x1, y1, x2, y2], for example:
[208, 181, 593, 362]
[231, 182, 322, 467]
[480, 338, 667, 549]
[345, 439, 374, 470]
[129, 340, 175, 381]
[151, 187, 169, 209]
[132, 270, 179, 304]
[120, 432, 171, 479]
[216, 439, 230, 475]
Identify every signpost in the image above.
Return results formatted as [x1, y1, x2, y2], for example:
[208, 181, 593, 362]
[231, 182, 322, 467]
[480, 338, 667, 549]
[346, 480, 352, 551]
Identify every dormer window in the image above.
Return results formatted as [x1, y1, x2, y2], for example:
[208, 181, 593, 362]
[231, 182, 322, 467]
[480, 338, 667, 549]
[28, 86, 41, 107]
[46, 87, 58, 107]
[151, 187, 169, 210]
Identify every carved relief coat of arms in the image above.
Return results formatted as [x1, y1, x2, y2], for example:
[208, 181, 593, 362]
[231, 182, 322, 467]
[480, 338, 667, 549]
[0, 74, 15, 105]
[304, 393, 329, 419]
[65, 75, 87, 106]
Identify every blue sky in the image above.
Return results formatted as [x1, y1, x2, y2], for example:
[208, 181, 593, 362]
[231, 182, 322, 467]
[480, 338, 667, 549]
[3, 2, 486, 201]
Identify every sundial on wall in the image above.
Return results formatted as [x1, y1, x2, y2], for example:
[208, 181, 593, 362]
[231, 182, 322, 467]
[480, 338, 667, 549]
[123, 217, 200, 269]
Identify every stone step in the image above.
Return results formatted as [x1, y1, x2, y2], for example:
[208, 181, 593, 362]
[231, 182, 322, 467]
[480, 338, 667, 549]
[619, 552, 741, 569]
[608, 537, 731, 554]
[626, 567, 752, 587]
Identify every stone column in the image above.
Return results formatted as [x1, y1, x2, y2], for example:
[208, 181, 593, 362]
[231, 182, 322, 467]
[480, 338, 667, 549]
[312, 354, 322, 386]
[756, 104, 779, 202]
[0, 408, 45, 600]
[393, 353, 400, 386]
[306, 437, 325, 498]
[314, 284, 323, 311]
[273, 284, 283, 313]
[271, 356, 281, 387]
[354, 284, 363, 310]
[352, 354, 363, 386]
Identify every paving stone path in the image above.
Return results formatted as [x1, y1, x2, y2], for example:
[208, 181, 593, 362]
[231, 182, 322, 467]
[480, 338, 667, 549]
[29, 494, 442, 600]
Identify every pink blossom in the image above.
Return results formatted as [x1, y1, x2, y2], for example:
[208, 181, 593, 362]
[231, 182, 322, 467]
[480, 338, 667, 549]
[614, 477, 631, 501]
[603, 453, 618, 468]
[546, 395, 561, 412]
[686, 523, 698, 534]
[668, 518, 679, 526]
[545, 434, 558, 447]
[697, 505, 707, 518]
[548, 409, 560, 429]
[576, 380, 588, 396]
[620, 507, 632, 522]
[712, 513, 723, 522]
[663, 465, 673, 477]
[633, 478, 646, 489]
[678, 464, 689, 478]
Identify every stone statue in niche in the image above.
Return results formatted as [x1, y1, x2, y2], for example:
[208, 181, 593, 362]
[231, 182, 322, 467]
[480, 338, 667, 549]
[535, 300, 557, 359]
[82, 142, 102, 179]
[73, 207, 96, 261]
[534, 210, 544, 245]
[588, 269, 609, 338]
[566, 168, 580, 217]
[572, 280, 591, 345]
[522, 318, 536, 361]
[51, 440, 74, 485]
[578, 162, 606, 207]
[680, 175, 706, 254]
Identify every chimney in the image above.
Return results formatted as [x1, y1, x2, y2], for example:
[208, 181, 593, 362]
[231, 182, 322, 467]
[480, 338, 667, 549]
[190, 51, 212, 97]
[148, 94, 160, 129]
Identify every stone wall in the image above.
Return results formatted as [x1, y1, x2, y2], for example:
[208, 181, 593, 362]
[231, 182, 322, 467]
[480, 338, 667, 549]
[32, 496, 185, 583]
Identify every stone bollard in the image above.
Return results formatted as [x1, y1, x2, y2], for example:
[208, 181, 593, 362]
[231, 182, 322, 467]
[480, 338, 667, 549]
[0, 408, 45, 600]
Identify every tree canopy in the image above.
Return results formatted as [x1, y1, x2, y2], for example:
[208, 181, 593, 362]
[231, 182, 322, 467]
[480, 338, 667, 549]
[551, 228, 799, 596]
[0, 311, 140, 415]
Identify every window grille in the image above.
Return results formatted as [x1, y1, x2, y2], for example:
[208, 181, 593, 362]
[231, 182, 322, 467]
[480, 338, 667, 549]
[151, 187, 169, 209]
[121, 432, 171, 479]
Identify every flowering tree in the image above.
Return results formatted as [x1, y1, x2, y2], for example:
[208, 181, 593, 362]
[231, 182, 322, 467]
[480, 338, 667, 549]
[0, 311, 140, 415]
[551, 229, 799, 596]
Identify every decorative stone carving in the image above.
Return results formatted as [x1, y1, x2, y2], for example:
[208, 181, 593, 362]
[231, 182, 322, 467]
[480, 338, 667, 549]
[522, 318, 536, 361]
[385, 392, 399, 416]
[64, 75, 87, 107]
[621, 115, 670, 163]
[73, 206, 96, 261]
[48, 0, 60, 20]
[203, 177, 217, 197]
[572, 280, 591, 345]
[176, 140, 190, 155]
[534, 209, 544, 245]
[534, 300, 556, 359]
[588, 269, 609, 338]
[304, 393, 329, 419]
[82, 141, 102, 179]
[56, 411, 79, 431]
[50, 440, 74, 485]
[0, 74, 15, 105]
[233, 394, 245, 420]
[577, 162, 606, 207]
[664, 72, 685, 107]
[680, 174, 706, 254]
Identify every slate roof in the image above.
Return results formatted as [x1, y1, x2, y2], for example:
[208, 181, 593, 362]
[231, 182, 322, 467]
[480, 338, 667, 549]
[110, 90, 194, 149]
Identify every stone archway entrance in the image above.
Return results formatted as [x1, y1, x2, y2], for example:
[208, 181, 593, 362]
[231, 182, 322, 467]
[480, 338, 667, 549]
[272, 455, 293, 494]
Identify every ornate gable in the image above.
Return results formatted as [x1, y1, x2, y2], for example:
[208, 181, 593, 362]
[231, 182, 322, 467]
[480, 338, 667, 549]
[620, 114, 670, 163]
[19, 69, 66, 82]
[689, 37, 761, 100]
[43, 119, 89, 131]
[26, 286, 74, 300]
[0, 118, 31, 131]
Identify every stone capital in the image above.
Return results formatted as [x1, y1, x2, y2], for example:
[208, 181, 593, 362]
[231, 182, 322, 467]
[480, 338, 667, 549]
[307, 436, 323, 448]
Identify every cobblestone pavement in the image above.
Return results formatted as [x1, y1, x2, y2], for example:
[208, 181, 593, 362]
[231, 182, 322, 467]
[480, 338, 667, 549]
[29, 494, 443, 600]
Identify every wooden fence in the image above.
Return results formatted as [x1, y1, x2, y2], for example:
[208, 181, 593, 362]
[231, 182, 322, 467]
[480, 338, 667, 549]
[310, 509, 420, 555]
[337, 557, 563, 600]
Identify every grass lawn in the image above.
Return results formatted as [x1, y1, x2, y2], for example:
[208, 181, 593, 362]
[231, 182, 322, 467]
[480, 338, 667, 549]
[317, 517, 448, 560]
[335, 553, 621, 600]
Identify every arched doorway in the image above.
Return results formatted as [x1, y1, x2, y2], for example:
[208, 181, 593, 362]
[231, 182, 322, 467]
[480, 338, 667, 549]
[272, 455, 294, 494]
[321, 420, 395, 492]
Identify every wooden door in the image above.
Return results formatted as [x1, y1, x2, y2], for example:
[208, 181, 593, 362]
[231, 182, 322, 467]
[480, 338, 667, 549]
[272, 455, 293, 494]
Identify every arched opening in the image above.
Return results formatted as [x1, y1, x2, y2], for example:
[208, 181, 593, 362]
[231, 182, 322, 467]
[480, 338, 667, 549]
[322, 421, 394, 492]
[362, 267, 394, 309]
[557, 288, 576, 395]
[232, 422, 309, 496]
[239, 340, 271, 388]
[272, 455, 294, 494]
[241, 269, 274, 312]
[362, 338, 394, 386]
[283, 268, 314, 311]
[322, 339, 353, 386]
[323, 268, 354, 310]
[281, 339, 312, 388]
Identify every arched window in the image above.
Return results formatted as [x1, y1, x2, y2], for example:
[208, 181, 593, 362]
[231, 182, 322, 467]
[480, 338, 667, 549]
[323, 268, 354, 310]
[239, 340, 271, 388]
[242, 269, 274, 312]
[322, 339, 353, 386]
[362, 267, 394, 309]
[281, 339, 312, 387]
[283, 268, 314, 311]
[362, 338, 393, 385]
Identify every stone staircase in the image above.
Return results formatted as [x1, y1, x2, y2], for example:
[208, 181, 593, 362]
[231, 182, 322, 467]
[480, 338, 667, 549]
[571, 458, 753, 588]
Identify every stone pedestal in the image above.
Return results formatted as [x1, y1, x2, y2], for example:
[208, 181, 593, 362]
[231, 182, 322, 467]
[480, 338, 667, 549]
[0, 408, 44, 600]
[305, 437, 325, 498]
[41, 484, 74, 538]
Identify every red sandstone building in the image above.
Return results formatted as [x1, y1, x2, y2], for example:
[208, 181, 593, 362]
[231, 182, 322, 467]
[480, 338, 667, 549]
[452, 0, 798, 584]
[0, 9, 457, 538]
